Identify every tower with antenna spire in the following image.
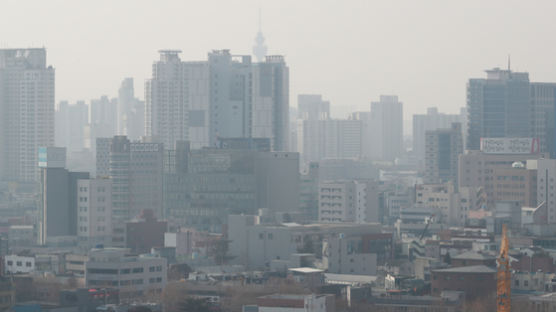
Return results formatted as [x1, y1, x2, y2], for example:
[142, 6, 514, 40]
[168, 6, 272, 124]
[252, 9, 268, 62]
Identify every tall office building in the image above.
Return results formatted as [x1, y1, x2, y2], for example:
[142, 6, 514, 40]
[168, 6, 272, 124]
[252, 55, 289, 151]
[466, 68, 531, 150]
[146, 49, 288, 151]
[530, 83, 556, 157]
[413, 107, 464, 165]
[38, 147, 89, 245]
[97, 136, 164, 246]
[118, 78, 145, 140]
[0, 48, 55, 182]
[370, 95, 404, 161]
[424, 123, 463, 185]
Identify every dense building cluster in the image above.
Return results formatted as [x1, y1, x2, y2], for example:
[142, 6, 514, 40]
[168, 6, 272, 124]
[2, 42, 556, 312]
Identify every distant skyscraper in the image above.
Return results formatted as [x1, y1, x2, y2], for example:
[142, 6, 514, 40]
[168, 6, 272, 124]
[55, 100, 88, 152]
[297, 118, 363, 166]
[298, 94, 330, 120]
[147, 49, 289, 151]
[424, 123, 463, 185]
[145, 51, 210, 149]
[466, 68, 531, 150]
[0, 48, 55, 182]
[88, 95, 117, 153]
[118, 78, 145, 140]
[370, 95, 404, 161]
[413, 107, 464, 165]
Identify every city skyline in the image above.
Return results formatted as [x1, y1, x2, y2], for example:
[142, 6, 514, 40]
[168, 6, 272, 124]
[4, 1, 556, 120]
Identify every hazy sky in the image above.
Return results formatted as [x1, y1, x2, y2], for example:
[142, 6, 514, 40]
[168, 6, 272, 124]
[3, 0, 556, 121]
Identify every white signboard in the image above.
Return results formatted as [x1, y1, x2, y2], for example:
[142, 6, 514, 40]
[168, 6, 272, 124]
[480, 138, 539, 154]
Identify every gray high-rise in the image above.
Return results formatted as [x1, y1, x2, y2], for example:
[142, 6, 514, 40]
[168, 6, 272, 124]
[146, 49, 289, 151]
[370, 95, 404, 161]
[0, 48, 55, 182]
[466, 68, 530, 150]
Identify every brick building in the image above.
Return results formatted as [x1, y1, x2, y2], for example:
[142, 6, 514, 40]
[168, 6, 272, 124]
[431, 265, 496, 299]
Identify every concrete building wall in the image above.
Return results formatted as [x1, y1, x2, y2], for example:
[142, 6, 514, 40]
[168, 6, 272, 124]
[370, 95, 403, 162]
[77, 178, 113, 246]
[413, 107, 464, 166]
[458, 150, 544, 207]
[86, 248, 167, 298]
[424, 123, 463, 185]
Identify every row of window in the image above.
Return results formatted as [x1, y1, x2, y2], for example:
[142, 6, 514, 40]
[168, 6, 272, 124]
[7, 261, 32, 267]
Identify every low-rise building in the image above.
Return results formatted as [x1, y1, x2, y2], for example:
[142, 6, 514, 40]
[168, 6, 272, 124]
[255, 294, 334, 312]
[431, 265, 496, 299]
[85, 248, 167, 299]
[126, 210, 167, 254]
[451, 251, 496, 268]
[5, 255, 34, 274]
[65, 254, 88, 275]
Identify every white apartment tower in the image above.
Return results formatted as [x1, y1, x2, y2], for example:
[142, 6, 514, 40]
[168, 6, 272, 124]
[0, 48, 55, 182]
[146, 50, 288, 151]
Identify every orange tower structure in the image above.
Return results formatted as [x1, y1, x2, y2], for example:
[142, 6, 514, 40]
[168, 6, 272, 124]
[497, 224, 511, 312]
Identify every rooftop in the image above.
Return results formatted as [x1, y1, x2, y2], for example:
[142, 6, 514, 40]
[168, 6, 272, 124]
[452, 251, 496, 260]
[433, 265, 496, 274]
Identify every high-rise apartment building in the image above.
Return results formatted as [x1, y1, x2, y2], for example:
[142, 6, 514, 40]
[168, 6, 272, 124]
[0, 48, 55, 182]
[466, 68, 531, 150]
[424, 123, 463, 185]
[413, 107, 464, 165]
[370, 95, 403, 161]
[146, 49, 289, 151]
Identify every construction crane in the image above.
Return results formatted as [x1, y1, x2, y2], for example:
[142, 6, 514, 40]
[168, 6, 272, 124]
[497, 224, 511, 312]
